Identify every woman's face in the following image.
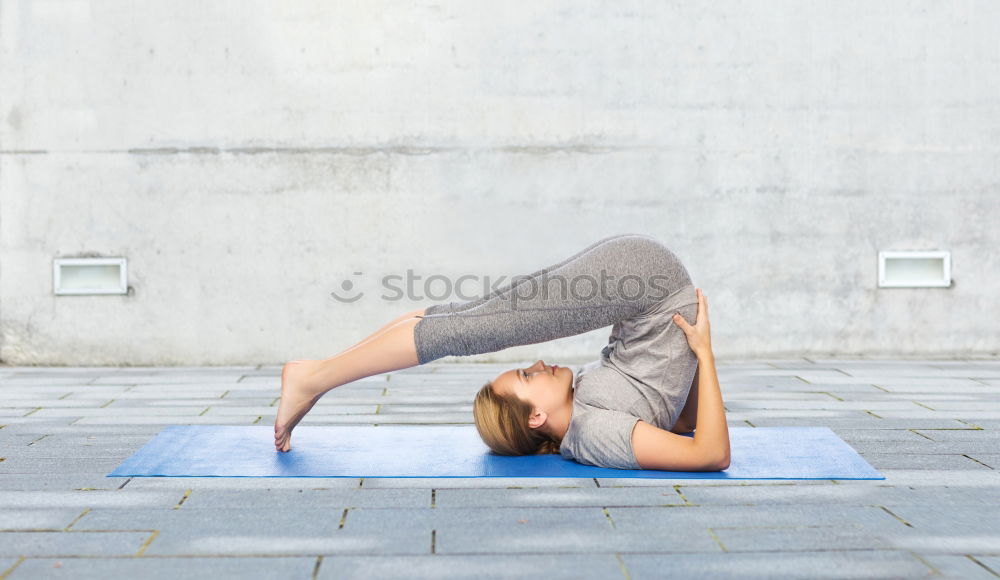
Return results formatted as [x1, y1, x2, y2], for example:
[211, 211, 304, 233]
[491, 359, 574, 412]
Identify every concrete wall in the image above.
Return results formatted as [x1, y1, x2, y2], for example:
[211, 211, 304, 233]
[1, 0, 997, 365]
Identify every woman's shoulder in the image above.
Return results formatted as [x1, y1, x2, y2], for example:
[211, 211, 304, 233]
[560, 403, 642, 470]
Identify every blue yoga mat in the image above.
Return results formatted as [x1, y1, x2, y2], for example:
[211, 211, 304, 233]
[108, 425, 883, 480]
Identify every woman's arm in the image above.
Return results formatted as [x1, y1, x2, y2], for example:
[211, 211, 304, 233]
[632, 350, 729, 470]
[632, 288, 730, 471]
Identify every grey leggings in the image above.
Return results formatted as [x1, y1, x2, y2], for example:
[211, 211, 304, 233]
[412, 233, 694, 364]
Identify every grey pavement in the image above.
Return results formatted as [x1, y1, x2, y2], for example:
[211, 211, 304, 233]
[1, 359, 999, 579]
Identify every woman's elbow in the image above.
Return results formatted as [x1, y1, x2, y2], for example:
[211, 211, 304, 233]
[717, 447, 731, 470]
[690, 442, 730, 471]
[706, 449, 730, 471]
[701, 457, 729, 471]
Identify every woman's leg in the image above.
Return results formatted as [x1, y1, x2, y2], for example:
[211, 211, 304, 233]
[275, 312, 425, 451]
[413, 233, 691, 364]
[330, 307, 426, 358]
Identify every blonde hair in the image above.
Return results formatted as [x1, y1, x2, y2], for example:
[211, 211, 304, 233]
[473, 380, 562, 455]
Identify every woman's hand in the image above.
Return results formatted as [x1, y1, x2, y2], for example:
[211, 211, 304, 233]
[672, 288, 713, 358]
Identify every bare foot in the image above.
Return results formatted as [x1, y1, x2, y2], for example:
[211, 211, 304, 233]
[274, 359, 326, 452]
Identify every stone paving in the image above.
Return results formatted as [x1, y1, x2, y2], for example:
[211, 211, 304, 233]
[0, 359, 998, 579]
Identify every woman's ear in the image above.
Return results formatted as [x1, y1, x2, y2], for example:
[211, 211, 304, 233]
[528, 410, 547, 430]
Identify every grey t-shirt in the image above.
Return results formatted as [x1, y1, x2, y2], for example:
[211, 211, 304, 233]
[559, 283, 700, 470]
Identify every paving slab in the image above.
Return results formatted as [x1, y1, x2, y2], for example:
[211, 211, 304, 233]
[712, 524, 891, 552]
[744, 417, 976, 429]
[0, 408, 63, 419]
[14, 434, 154, 458]
[89, 375, 245, 384]
[677, 483, 990, 507]
[0, 424, 164, 436]
[30, 407, 211, 417]
[0, 377, 98, 386]
[345, 506, 722, 554]
[0, 474, 134, 491]
[0, 490, 183, 509]
[205, 405, 378, 415]
[0, 418, 85, 428]
[107, 391, 257, 400]
[725, 400, 932, 410]
[913, 401, 1000, 410]
[0, 399, 115, 408]
[847, 439, 1000, 454]
[823, 377, 986, 387]
[860, 453, 992, 470]
[913, 429, 1000, 441]
[968, 454, 999, 469]
[831, 428, 935, 442]
[177, 488, 428, 509]
[434, 486, 687, 508]
[131, 398, 276, 407]
[72, 416, 261, 425]
[883, 533, 1000, 554]
[879, 504, 1000, 534]
[315, 554, 623, 580]
[0, 432, 41, 447]
[0, 457, 132, 474]
[250, 413, 475, 424]
[607, 504, 902, 534]
[917, 554, 1000, 579]
[0, 509, 86, 531]
[8, 556, 317, 580]
[622, 550, 934, 579]
[0, 560, 18, 577]
[872, 409, 1000, 420]
[818, 392, 992, 402]
[0, 531, 154, 557]
[72, 507, 427, 556]
[121, 386, 231, 396]
[735, 383, 889, 393]
[716, 391, 836, 400]
[975, 557, 1000, 576]
[0, 392, 74, 401]
[876, 468, 1000, 486]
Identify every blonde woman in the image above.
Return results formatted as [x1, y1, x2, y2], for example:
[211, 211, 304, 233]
[275, 233, 729, 471]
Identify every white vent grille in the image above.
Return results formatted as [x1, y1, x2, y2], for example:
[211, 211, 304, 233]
[53, 258, 128, 295]
[878, 251, 951, 288]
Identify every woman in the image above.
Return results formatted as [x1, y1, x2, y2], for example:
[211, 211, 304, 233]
[275, 233, 730, 471]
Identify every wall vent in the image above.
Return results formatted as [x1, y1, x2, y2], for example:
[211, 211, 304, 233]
[53, 258, 128, 295]
[878, 251, 951, 288]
